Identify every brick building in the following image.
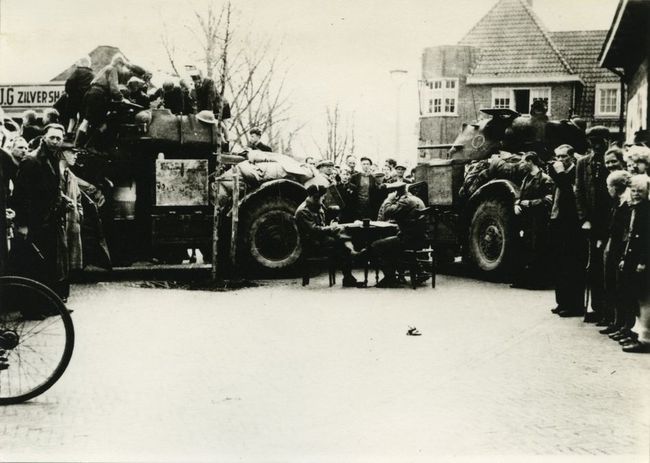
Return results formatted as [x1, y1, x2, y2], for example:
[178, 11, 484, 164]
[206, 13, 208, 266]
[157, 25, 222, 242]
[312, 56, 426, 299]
[418, 0, 623, 159]
[600, 0, 649, 145]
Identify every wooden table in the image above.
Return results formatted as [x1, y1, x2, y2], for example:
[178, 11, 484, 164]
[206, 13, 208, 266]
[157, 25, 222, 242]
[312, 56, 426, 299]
[340, 220, 399, 286]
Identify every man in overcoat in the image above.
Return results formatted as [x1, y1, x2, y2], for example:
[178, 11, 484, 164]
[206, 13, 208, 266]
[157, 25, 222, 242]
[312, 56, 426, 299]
[12, 124, 69, 298]
[575, 126, 611, 323]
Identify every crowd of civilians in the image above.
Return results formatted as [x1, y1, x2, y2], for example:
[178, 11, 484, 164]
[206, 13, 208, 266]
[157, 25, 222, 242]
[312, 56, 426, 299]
[543, 127, 650, 354]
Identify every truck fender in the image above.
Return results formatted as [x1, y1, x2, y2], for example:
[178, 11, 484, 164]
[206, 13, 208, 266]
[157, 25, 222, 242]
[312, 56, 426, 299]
[462, 179, 520, 227]
[238, 179, 307, 213]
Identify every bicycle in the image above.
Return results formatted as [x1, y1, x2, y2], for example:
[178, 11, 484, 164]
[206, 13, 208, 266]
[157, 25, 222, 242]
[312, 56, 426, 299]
[0, 276, 75, 404]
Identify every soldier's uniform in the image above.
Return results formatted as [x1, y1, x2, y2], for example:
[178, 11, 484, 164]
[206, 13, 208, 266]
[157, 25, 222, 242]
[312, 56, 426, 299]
[295, 194, 357, 286]
[371, 186, 426, 287]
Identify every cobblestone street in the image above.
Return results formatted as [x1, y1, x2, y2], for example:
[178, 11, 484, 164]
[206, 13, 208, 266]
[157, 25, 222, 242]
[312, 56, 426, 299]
[1, 273, 649, 462]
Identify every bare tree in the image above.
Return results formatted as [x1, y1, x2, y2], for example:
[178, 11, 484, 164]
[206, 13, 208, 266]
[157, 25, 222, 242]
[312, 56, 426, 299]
[315, 104, 356, 165]
[160, 1, 301, 153]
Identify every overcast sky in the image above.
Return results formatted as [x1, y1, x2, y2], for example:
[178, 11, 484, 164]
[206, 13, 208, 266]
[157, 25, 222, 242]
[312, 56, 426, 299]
[0, 0, 620, 163]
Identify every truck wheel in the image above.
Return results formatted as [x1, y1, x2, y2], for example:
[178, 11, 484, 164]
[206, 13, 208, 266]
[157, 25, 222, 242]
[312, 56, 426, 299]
[468, 199, 514, 275]
[240, 197, 301, 275]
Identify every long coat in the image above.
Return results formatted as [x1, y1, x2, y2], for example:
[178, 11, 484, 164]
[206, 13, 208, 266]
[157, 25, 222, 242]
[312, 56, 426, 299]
[62, 169, 83, 272]
[575, 153, 610, 240]
[11, 144, 67, 286]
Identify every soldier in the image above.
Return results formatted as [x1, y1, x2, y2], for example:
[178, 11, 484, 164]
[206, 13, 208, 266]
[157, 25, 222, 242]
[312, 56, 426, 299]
[294, 185, 358, 287]
[575, 126, 611, 324]
[370, 182, 426, 287]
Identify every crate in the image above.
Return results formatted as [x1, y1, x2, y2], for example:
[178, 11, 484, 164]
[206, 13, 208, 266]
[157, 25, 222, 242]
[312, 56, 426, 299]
[414, 159, 465, 206]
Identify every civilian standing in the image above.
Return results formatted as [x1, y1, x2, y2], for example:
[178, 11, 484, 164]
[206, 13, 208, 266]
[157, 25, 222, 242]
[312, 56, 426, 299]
[575, 126, 611, 323]
[548, 144, 586, 317]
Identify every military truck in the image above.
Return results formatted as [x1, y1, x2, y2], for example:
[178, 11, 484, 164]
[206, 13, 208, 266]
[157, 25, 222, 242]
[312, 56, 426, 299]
[413, 107, 586, 277]
[75, 103, 317, 273]
[73, 103, 222, 267]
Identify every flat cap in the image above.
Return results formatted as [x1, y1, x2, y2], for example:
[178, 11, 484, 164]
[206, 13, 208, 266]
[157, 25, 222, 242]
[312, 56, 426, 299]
[586, 125, 610, 139]
[316, 159, 334, 168]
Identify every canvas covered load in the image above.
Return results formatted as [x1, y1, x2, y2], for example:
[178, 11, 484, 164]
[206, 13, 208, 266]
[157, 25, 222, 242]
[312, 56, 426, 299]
[215, 151, 329, 207]
[459, 151, 526, 199]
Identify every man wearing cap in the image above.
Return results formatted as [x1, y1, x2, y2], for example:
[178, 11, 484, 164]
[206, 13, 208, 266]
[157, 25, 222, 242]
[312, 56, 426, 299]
[394, 163, 412, 184]
[575, 126, 611, 323]
[248, 128, 272, 152]
[12, 124, 70, 297]
[189, 69, 230, 119]
[371, 182, 426, 287]
[350, 156, 380, 220]
[317, 159, 335, 183]
[295, 184, 358, 287]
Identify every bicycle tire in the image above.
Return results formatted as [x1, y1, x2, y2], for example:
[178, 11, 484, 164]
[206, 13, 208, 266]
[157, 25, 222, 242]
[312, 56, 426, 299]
[0, 276, 75, 405]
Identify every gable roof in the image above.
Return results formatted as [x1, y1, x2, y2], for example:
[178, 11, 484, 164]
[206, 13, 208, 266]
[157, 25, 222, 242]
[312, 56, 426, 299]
[459, 0, 580, 84]
[50, 46, 126, 82]
[551, 30, 619, 117]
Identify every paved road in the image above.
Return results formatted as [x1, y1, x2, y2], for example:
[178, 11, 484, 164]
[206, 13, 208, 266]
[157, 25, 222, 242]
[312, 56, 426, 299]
[1, 273, 648, 462]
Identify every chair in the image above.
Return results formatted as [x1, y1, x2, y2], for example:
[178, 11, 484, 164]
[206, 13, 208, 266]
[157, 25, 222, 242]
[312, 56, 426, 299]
[399, 207, 437, 289]
[300, 245, 337, 287]
[401, 246, 436, 289]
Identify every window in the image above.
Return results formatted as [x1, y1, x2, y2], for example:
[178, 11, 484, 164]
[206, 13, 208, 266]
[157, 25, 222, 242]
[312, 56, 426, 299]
[492, 89, 511, 109]
[491, 87, 551, 115]
[595, 83, 620, 117]
[419, 78, 459, 116]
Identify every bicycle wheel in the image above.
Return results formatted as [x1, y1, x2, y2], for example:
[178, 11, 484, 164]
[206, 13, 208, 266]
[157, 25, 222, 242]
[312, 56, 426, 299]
[0, 276, 75, 405]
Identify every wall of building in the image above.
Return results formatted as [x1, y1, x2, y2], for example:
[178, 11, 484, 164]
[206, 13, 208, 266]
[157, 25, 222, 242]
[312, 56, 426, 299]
[625, 57, 649, 144]
[418, 45, 479, 160]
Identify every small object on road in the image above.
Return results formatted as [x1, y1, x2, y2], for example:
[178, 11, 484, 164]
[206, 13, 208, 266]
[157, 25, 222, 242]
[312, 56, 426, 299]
[407, 326, 421, 336]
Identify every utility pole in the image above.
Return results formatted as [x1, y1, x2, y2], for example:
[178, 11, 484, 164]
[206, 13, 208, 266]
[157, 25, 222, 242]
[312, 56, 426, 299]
[389, 69, 408, 160]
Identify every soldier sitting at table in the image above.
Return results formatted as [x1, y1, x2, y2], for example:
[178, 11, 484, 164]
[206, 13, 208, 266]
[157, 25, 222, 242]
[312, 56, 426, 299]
[370, 182, 427, 287]
[295, 184, 359, 287]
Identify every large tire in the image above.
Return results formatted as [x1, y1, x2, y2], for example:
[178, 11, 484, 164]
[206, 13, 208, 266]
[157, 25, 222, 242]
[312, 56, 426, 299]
[467, 199, 515, 276]
[239, 196, 302, 276]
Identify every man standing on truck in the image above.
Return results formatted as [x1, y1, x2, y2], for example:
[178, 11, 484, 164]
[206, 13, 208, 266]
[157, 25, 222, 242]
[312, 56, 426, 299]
[575, 126, 611, 324]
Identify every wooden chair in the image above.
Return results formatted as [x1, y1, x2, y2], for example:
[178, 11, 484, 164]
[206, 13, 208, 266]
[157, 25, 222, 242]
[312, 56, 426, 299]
[301, 246, 337, 287]
[401, 246, 436, 289]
